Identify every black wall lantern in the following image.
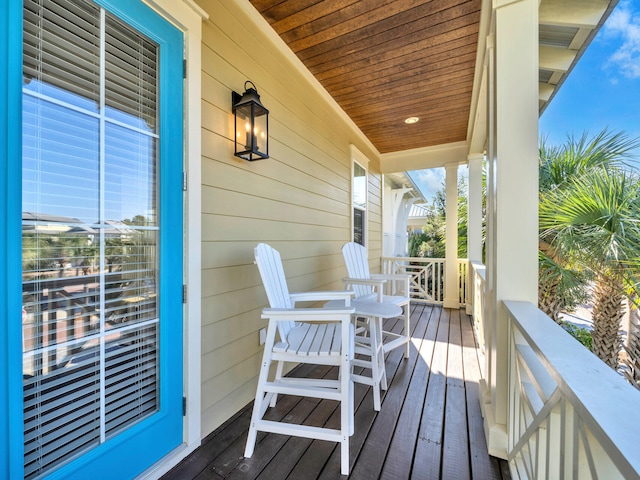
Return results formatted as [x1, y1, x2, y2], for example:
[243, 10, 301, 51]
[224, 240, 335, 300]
[232, 81, 269, 161]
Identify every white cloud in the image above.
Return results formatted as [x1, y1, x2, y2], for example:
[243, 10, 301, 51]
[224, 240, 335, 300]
[414, 168, 445, 198]
[603, 1, 640, 78]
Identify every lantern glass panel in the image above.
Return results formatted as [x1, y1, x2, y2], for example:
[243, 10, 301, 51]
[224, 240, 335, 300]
[253, 111, 267, 153]
[235, 103, 252, 153]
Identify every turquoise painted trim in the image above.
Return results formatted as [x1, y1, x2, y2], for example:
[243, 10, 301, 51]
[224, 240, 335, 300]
[1, 1, 26, 478]
[12, 1, 184, 479]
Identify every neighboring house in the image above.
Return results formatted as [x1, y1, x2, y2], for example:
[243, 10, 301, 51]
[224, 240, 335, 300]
[407, 203, 432, 235]
[1, 0, 634, 479]
[383, 172, 426, 258]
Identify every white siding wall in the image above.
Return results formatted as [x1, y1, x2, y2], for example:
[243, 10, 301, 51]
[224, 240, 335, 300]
[195, 0, 383, 436]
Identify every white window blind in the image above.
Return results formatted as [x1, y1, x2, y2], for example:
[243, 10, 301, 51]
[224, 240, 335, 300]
[22, 0, 160, 478]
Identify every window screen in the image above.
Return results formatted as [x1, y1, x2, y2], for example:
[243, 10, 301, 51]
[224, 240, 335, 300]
[22, 0, 160, 477]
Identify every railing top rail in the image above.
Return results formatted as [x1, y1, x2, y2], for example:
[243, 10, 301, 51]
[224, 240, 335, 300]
[381, 257, 467, 263]
[470, 262, 486, 279]
[504, 300, 640, 477]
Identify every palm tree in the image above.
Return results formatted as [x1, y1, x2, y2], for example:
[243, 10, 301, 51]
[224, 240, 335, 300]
[539, 169, 640, 368]
[624, 299, 640, 389]
[539, 129, 638, 190]
[537, 129, 640, 324]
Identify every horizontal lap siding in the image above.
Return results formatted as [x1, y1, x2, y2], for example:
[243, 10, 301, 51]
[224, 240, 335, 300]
[195, 0, 383, 437]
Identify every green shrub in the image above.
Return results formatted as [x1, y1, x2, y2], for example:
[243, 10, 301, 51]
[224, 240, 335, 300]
[560, 321, 593, 351]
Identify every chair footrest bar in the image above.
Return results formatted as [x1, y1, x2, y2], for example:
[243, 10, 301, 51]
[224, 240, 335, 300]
[263, 381, 344, 401]
[352, 373, 375, 386]
[255, 420, 346, 442]
[383, 335, 410, 353]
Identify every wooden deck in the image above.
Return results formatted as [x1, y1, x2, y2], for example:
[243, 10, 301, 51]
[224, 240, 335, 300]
[163, 304, 511, 479]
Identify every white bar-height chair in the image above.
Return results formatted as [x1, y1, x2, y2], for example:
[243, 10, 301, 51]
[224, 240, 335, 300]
[244, 243, 356, 476]
[324, 299, 402, 411]
[341, 242, 411, 358]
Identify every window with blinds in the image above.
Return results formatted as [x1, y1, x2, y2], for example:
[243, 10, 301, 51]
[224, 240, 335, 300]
[22, 0, 160, 477]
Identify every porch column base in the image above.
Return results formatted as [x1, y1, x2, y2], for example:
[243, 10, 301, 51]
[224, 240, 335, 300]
[479, 379, 508, 459]
[443, 297, 460, 309]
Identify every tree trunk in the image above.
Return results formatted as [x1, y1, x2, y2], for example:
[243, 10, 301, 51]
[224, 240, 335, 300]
[591, 275, 625, 369]
[538, 272, 563, 323]
[623, 303, 640, 390]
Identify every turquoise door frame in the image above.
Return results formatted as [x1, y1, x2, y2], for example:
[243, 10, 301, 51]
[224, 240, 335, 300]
[1, 0, 184, 478]
[1, 1, 26, 478]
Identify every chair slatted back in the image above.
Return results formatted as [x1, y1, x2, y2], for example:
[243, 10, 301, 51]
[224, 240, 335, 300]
[342, 242, 373, 298]
[254, 243, 297, 338]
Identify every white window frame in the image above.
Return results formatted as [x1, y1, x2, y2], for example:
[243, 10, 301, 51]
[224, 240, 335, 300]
[350, 145, 370, 248]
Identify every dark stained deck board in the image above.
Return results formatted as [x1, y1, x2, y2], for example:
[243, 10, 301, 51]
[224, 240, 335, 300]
[347, 304, 432, 479]
[316, 302, 431, 479]
[411, 306, 450, 478]
[442, 308, 471, 480]
[162, 305, 510, 480]
[461, 309, 504, 480]
[380, 304, 438, 479]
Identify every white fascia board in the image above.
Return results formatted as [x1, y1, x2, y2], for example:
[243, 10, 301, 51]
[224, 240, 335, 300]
[380, 141, 469, 174]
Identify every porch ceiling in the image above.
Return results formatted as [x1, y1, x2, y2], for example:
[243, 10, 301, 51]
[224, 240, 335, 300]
[250, 0, 616, 157]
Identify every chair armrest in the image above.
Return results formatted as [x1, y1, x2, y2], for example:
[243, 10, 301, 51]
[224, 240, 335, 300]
[342, 277, 386, 286]
[342, 277, 387, 301]
[262, 307, 355, 320]
[370, 273, 410, 297]
[289, 290, 354, 305]
[370, 273, 409, 281]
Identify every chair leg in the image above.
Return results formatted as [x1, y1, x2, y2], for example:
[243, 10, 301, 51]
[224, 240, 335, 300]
[376, 317, 388, 391]
[369, 318, 382, 411]
[348, 360, 355, 436]
[341, 436, 350, 476]
[404, 305, 410, 359]
[270, 360, 285, 407]
[244, 383, 266, 458]
[340, 351, 352, 476]
[245, 322, 277, 459]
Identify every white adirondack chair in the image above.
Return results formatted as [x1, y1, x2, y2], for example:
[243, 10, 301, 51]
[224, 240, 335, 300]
[342, 242, 411, 358]
[244, 243, 356, 475]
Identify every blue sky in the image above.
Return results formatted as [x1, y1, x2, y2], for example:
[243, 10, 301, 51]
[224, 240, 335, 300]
[540, 0, 640, 154]
[410, 0, 640, 201]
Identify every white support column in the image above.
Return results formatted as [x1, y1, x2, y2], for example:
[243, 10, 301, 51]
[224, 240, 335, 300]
[383, 187, 411, 257]
[482, 0, 539, 459]
[467, 153, 484, 264]
[397, 196, 417, 256]
[467, 153, 484, 315]
[443, 162, 459, 309]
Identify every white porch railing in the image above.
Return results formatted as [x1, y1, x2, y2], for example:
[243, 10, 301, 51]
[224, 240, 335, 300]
[470, 261, 486, 355]
[503, 301, 640, 479]
[381, 257, 468, 306]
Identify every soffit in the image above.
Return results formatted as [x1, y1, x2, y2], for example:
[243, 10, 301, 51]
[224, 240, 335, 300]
[250, 0, 617, 158]
[250, 0, 482, 154]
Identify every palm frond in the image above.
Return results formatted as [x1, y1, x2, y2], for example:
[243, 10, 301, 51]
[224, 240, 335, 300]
[540, 168, 640, 276]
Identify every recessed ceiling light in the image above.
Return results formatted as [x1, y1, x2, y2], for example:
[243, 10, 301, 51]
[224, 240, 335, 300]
[404, 117, 419, 124]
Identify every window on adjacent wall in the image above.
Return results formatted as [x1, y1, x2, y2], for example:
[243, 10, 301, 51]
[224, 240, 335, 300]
[353, 161, 367, 246]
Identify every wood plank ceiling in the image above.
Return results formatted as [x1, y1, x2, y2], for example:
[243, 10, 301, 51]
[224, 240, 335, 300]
[250, 0, 483, 154]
